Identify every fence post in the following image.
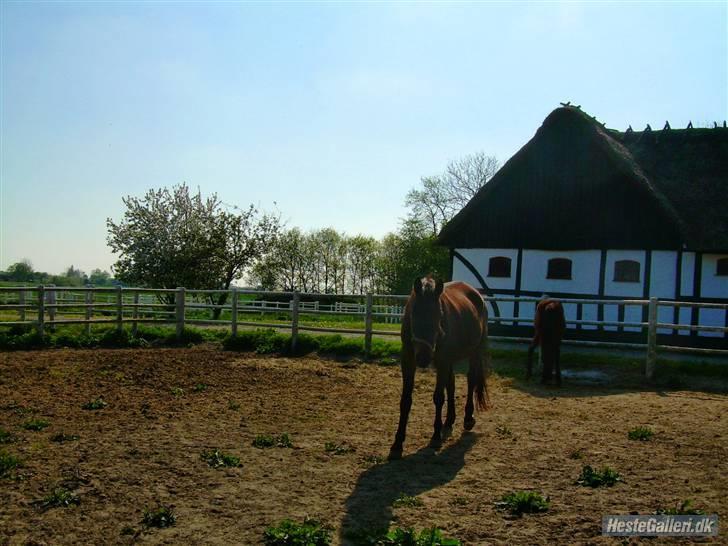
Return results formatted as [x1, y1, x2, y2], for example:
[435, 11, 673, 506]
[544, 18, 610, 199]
[47, 284, 56, 330]
[364, 293, 373, 358]
[132, 291, 139, 337]
[231, 288, 238, 337]
[18, 289, 25, 323]
[291, 291, 300, 353]
[176, 287, 186, 340]
[116, 285, 123, 333]
[645, 297, 658, 380]
[37, 285, 45, 336]
[85, 287, 92, 335]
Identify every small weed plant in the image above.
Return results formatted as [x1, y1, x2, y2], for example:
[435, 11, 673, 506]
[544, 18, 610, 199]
[628, 426, 654, 441]
[495, 491, 550, 515]
[576, 465, 621, 487]
[325, 441, 354, 455]
[37, 487, 80, 509]
[263, 517, 331, 546]
[253, 434, 293, 449]
[142, 505, 176, 528]
[50, 432, 80, 443]
[82, 397, 107, 410]
[657, 499, 705, 516]
[201, 449, 242, 469]
[0, 450, 22, 478]
[22, 419, 49, 431]
[392, 493, 423, 508]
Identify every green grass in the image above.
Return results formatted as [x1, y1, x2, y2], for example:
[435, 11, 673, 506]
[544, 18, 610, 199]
[0, 450, 22, 478]
[193, 383, 208, 392]
[22, 418, 49, 431]
[170, 387, 184, 397]
[628, 426, 654, 441]
[37, 487, 80, 509]
[495, 491, 550, 515]
[252, 434, 293, 449]
[82, 397, 107, 410]
[263, 517, 331, 546]
[142, 505, 176, 528]
[392, 493, 423, 508]
[201, 449, 242, 469]
[576, 465, 621, 487]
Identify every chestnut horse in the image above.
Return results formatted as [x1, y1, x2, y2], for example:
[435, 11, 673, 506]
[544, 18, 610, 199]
[527, 298, 566, 385]
[389, 277, 491, 459]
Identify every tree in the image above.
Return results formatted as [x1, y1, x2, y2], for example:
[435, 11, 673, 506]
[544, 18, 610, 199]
[89, 269, 113, 286]
[5, 260, 34, 282]
[405, 151, 499, 236]
[107, 184, 279, 309]
[347, 235, 379, 294]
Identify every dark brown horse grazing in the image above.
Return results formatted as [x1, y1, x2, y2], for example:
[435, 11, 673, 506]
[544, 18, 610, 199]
[389, 277, 491, 460]
[527, 299, 566, 385]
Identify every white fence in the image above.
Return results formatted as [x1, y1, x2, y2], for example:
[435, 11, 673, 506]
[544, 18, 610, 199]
[1, 286, 726, 378]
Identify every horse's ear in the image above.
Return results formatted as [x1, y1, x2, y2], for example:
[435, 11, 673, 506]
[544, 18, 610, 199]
[413, 277, 423, 295]
[435, 279, 444, 296]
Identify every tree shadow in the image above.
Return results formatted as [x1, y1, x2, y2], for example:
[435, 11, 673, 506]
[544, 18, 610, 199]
[339, 432, 479, 543]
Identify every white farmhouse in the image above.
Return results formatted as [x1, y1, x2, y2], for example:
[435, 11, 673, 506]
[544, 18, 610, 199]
[438, 106, 727, 345]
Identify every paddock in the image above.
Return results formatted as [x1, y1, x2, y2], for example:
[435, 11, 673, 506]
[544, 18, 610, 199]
[0, 347, 726, 544]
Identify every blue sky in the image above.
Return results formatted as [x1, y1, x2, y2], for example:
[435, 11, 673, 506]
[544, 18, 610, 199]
[1, 1, 726, 274]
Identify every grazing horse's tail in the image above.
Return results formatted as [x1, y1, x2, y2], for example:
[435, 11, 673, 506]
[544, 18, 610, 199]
[476, 304, 492, 411]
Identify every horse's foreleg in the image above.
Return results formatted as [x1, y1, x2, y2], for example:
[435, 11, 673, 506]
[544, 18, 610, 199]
[442, 369, 456, 439]
[389, 351, 415, 460]
[429, 365, 448, 449]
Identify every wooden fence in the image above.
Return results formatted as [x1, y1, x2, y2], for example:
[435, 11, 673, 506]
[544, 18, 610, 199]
[1, 286, 727, 379]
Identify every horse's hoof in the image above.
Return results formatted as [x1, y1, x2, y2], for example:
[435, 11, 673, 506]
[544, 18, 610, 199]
[388, 448, 402, 460]
[463, 416, 476, 431]
[428, 437, 443, 450]
[441, 425, 453, 440]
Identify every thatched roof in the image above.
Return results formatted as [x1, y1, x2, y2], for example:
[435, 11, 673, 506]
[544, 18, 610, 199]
[438, 107, 728, 251]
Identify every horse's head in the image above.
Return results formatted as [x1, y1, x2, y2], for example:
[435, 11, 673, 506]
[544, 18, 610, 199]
[409, 276, 445, 368]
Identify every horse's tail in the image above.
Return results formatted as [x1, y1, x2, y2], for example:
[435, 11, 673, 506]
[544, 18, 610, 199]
[476, 305, 492, 411]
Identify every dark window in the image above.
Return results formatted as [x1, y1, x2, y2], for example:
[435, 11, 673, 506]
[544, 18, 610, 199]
[488, 257, 512, 278]
[717, 257, 728, 276]
[614, 260, 641, 283]
[547, 258, 572, 280]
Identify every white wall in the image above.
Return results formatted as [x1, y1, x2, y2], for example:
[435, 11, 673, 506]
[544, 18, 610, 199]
[701, 254, 728, 298]
[452, 248, 726, 338]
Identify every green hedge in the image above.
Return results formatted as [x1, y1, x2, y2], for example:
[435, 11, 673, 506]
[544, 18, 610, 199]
[222, 329, 401, 360]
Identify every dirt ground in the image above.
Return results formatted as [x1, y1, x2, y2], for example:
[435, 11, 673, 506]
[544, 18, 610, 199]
[0, 346, 726, 545]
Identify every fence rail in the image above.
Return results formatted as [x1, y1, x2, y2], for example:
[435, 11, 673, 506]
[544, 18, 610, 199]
[1, 285, 727, 378]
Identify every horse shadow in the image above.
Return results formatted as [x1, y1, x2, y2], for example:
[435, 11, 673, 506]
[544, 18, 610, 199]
[339, 432, 479, 543]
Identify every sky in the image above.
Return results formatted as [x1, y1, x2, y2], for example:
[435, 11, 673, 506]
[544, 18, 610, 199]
[1, 1, 726, 274]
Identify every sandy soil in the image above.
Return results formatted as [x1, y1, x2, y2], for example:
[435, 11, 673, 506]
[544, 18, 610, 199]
[0, 346, 726, 545]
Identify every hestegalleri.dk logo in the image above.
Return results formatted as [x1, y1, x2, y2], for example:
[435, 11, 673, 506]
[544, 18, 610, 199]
[602, 515, 718, 537]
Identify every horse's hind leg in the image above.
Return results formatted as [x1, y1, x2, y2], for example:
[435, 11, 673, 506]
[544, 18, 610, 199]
[555, 343, 562, 387]
[464, 354, 478, 431]
[442, 369, 456, 440]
